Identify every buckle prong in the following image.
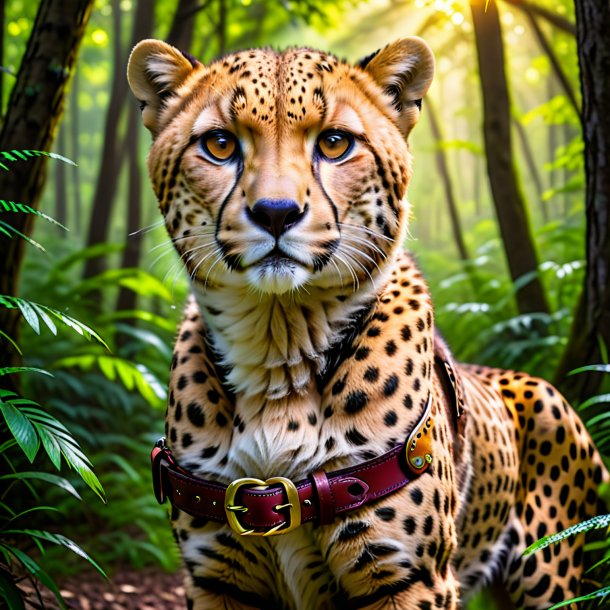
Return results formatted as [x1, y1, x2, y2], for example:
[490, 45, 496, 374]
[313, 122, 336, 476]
[225, 477, 301, 536]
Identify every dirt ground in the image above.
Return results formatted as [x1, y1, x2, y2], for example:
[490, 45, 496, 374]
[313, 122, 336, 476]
[21, 568, 187, 610]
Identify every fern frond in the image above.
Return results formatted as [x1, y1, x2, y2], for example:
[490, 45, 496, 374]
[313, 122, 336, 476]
[0, 149, 77, 172]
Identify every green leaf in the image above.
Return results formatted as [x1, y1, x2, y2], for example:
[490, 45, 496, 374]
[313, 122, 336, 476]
[1, 544, 67, 609]
[0, 569, 25, 610]
[0, 295, 108, 349]
[0, 220, 46, 251]
[37, 425, 62, 469]
[569, 364, 610, 375]
[0, 392, 105, 501]
[0, 366, 53, 377]
[0, 472, 82, 500]
[0, 329, 21, 355]
[579, 393, 610, 410]
[523, 514, 610, 556]
[29, 302, 57, 335]
[5, 530, 106, 578]
[548, 585, 610, 610]
[0, 401, 39, 462]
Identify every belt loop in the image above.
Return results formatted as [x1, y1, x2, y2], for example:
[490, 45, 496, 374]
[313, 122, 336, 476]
[309, 469, 335, 526]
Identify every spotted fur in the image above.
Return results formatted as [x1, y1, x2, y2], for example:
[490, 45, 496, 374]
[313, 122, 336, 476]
[128, 38, 608, 610]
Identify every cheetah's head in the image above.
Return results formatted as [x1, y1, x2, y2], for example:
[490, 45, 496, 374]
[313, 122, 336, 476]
[128, 39, 434, 295]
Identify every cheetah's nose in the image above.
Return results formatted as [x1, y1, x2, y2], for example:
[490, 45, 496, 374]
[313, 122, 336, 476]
[247, 199, 305, 240]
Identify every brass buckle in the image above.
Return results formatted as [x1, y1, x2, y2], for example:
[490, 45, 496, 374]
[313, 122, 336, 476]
[224, 477, 301, 536]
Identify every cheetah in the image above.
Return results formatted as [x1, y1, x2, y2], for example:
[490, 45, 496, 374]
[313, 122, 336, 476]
[128, 37, 608, 610]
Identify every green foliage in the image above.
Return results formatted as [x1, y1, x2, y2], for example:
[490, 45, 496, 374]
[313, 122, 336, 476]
[417, 210, 585, 380]
[0, 156, 106, 608]
[17, 240, 184, 576]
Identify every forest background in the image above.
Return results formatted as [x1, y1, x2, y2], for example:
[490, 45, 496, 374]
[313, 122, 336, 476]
[0, 0, 609, 607]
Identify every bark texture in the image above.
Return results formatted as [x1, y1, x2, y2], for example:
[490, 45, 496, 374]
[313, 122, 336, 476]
[555, 0, 610, 401]
[470, 0, 550, 315]
[0, 0, 94, 367]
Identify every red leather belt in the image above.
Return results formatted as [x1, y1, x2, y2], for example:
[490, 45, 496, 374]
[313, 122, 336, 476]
[151, 394, 435, 536]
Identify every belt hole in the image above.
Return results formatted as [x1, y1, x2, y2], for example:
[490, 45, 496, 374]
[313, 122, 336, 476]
[347, 482, 365, 496]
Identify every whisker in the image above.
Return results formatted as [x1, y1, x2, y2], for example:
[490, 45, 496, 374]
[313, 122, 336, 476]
[129, 219, 165, 237]
[329, 258, 344, 288]
[337, 222, 395, 244]
[204, 251, 225, 291]
[190, 247, 222, 281]
[340, 244, 377, 288]
[340, 242, 382, 274]
[333, 252, 359, 292]
[340, 233, 387, 260]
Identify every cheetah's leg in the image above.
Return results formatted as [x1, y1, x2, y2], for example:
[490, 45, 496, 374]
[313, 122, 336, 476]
[497, 376, 606, 610]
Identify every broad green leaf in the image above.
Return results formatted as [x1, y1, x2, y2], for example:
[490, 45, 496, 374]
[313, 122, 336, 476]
[37, 425, 62, 469]
[30, 302, 57, 335]
[0, 472, 81, 500]
[0, 402, 39, 462]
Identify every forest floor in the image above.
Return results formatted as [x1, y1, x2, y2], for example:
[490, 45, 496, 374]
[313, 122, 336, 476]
[21, 567, 187, 610]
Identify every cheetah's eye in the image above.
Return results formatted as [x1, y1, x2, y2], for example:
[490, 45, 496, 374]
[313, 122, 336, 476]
[201, 130, 239, 163]
[316, 130, 354, 161]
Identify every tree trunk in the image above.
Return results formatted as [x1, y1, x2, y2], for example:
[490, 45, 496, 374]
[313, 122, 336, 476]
[116, 0, 154, 315]
[512, 115, 548, 223]
[427, 98, 470, 261]
[71, 69, 82, 235]
[0, 0, 94, 368]
[470, 0, 550, 315]
[55, 125, 68, 230]
[555, 0, 610, 402]
[116, 98, 143, 314]
[218, 0, 227, 55]
[525, 11, 579, 115]
[81, 0, 127, 284]
[501, 0, 575, 36]
[166, 0, 200, 52]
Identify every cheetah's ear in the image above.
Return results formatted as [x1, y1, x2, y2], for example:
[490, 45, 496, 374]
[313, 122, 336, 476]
[127, 39, 200, 136]
[361, 37, 435, 138]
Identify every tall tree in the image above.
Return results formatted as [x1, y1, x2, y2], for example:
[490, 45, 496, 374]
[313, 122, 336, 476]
[166, 0, 201, 51]
[512, 115, 547, 223]
[70, 70, 83, 234]
[470, 0, 550, 315]
[555, 0, 610, 401]
[82, 0, 128, 283]
[55, 125, 68, 230]
[0, 0, 94, 368]
[116, 0, 154, 314]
